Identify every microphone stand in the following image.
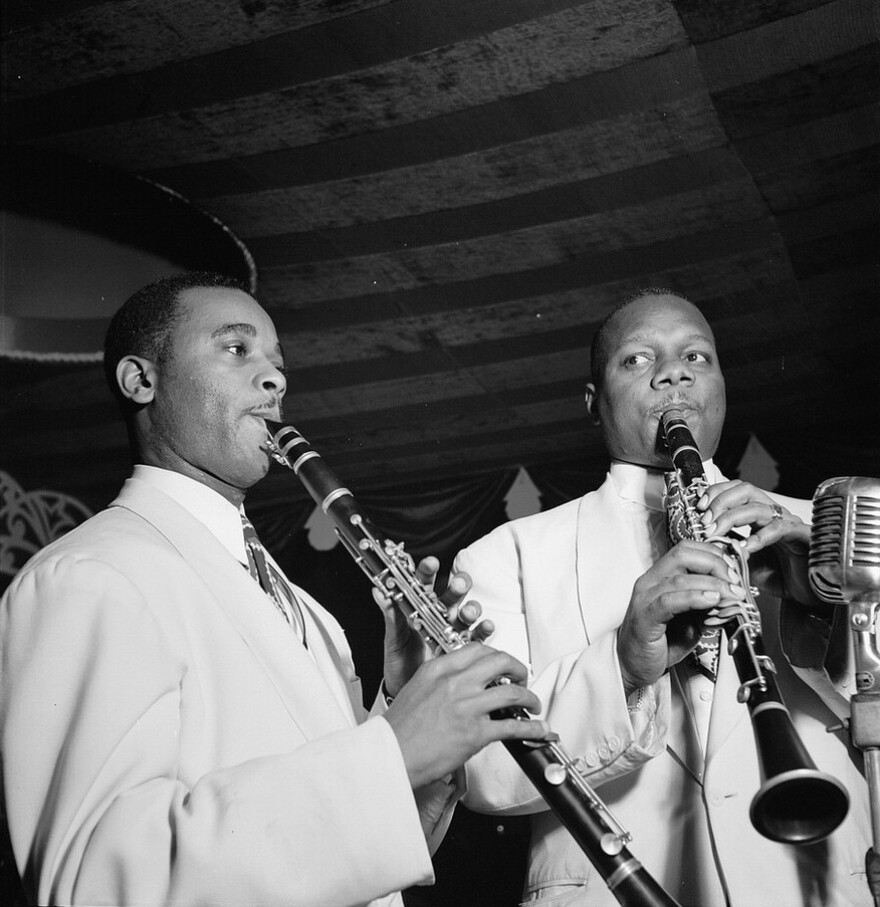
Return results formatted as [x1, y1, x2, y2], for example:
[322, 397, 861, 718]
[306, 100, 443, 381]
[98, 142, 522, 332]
[843, 600, 880, 906]
[810, 475, 880, 904]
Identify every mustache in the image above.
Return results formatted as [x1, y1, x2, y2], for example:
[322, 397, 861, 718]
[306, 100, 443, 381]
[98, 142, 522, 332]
[649, 395, 699, 416]
[248, 399, 283, 419]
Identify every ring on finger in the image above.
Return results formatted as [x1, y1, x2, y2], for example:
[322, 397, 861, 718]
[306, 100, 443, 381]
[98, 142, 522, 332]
[769, 503, 784, 520]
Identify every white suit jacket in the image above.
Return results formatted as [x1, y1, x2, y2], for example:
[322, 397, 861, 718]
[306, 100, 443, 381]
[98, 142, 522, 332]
[0, 476, 448, 907]
[456, 470, 871, 907]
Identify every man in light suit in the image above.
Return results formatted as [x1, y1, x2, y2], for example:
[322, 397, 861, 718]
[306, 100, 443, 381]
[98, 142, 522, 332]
[0, 272, 555, 907]
[457, 290, 871, 906]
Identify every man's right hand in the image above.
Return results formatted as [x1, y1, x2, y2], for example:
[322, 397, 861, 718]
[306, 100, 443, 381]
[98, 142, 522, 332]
[617, 540, 746, 695]
[383, 643, 549, 789]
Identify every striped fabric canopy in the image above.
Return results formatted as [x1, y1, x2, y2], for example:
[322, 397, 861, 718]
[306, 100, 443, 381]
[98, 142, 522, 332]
[1, 0, 877, 511]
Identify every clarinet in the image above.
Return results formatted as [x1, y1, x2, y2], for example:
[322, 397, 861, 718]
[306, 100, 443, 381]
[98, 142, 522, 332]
[660, 409, 850, 845]
[264, 420, 682, 907]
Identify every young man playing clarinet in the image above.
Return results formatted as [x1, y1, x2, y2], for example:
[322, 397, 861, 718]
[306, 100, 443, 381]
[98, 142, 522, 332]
[457, 289, 872, 906]
[0, 272, 562, 907]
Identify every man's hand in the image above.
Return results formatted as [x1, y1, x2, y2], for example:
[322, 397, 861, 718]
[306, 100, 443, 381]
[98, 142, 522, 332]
[617, 540, 745, 694]
[696, 479, 824, 609]
[375, 556, 493, 698]
[384, 643, 550, 789]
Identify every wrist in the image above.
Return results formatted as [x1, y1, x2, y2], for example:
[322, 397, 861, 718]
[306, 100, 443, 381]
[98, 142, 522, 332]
[620, 666, 641, 701]
[380, 679, 397, 706]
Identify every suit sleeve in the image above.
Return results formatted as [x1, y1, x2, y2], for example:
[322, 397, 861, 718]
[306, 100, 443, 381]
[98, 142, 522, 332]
[368, 691, 465, 857]
[0, 554, 432, 907]
[454, 529, 669, 815]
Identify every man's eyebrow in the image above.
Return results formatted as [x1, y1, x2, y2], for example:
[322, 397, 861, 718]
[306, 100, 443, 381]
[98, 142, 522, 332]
[618, 330, 714, 346]
[211, 322, 256, 339]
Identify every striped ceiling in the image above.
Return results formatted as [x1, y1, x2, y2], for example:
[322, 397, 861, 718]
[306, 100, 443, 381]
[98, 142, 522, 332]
[1, 0, 878, 512]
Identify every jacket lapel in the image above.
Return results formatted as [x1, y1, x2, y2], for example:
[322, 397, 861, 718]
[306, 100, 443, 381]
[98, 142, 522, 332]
[574, 475, 700, 773]
[111, 477, 359, 740]
[292, 592, 363, 724]
[574, 480, 638, 642]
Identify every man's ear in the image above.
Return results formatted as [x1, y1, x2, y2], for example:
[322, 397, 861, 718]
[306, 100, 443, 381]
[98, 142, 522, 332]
[584, 382, 601, 425]
[116, 356, 158, 404]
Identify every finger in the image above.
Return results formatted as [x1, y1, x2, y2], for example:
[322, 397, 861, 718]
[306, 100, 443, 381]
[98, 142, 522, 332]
[468, 618, 495, 643]
[484, 717, 552, 743]
[740, 516, 801, 554]
[639, 571, 748, 619]
[424, 640, 497, 679]
[430, 643, 531, 690]
[697, 480, 752, 513]
[458, 646, 530, 687]
[702, 493, 769, 527]
[647, 541, 735, 583]
[473, 679, 543, 716]
[448, 599, 483, 628]
[654, 583, 746, 618]
[439, 571, 472, 607]
[415, 556, 441, 588]
[372, 585, 399, 615]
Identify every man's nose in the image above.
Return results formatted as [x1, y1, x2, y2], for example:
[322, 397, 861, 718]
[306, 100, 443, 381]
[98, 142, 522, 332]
[651, 355, 694, 389]
[258, 362, 287, 397]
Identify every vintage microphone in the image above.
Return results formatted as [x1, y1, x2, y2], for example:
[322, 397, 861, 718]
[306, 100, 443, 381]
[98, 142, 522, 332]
[809, 476, 880, 904]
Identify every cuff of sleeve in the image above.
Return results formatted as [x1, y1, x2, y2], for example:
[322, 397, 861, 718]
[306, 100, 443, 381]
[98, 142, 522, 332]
[626, 685, 644, 713]
[413, 768, 466, 857]
[624, 673, 670, 761]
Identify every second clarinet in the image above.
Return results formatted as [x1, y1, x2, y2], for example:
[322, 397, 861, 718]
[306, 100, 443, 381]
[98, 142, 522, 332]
[265, 419, 682, 907]
[660, 408, 849, 845]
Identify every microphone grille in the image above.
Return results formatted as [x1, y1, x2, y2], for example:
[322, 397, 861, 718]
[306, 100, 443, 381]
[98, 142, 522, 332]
[809, 476, 880, 603]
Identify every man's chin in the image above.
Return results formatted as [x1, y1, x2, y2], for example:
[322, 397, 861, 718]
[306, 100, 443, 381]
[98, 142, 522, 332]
[236, 457, 273, 491]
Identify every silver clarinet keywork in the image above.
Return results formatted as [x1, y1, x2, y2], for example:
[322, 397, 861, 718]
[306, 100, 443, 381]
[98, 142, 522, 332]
[265, 419, 683, 907]
[660, 409, 849, 845]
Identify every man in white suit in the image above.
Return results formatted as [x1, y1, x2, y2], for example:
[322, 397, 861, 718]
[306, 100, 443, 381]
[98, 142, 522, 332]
[0, 272, 555, 907]
[457, 290, 871, 906]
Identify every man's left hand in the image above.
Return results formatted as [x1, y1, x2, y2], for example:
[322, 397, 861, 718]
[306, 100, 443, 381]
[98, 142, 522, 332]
[375, 556, 493, 698]
[696, 479, 807, 555]
[696, 479, 825, 610]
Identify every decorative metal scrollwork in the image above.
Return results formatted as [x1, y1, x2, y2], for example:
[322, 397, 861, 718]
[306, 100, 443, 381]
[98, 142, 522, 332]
[0, 471, 92, 583]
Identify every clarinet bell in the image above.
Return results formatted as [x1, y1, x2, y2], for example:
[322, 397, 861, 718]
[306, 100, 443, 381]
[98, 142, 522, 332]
[749, 703, 851, 844]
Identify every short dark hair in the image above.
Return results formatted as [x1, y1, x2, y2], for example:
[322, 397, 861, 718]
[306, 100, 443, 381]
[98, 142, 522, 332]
[103, 271, 249, 405]
[589, 287, 693, 389]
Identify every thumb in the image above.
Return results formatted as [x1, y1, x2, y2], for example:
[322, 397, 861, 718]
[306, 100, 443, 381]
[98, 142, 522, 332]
[372, 585, 401, 621]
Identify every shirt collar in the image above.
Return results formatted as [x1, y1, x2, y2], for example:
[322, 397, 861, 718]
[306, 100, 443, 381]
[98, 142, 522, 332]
[131, 464, 248, 564]
[609, 458, 720, 511]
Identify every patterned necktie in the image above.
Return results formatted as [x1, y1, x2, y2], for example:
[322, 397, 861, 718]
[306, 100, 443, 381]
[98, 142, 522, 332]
[663, 471, 720, 682]
[241, 514, 307, 646]
[691, 626, 721, 682]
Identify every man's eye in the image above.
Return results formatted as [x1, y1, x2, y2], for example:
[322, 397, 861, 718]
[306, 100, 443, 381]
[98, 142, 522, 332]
[685, 351, 710, 363]
[227, 343, 247, 356]
[623, 353, 651, 367]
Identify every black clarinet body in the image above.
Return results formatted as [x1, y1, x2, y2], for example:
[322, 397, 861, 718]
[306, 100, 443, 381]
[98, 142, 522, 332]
[660, 409, 849, 845]
[265, 419, 681, 907]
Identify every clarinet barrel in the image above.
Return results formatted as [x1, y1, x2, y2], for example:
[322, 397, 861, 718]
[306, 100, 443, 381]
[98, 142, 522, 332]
[660, 410, 849, 845]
